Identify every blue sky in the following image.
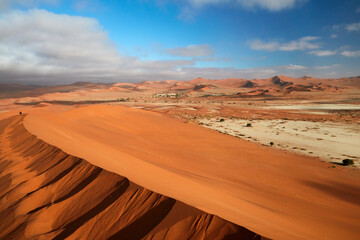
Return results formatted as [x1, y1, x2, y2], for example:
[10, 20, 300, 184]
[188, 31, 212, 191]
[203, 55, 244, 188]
[0, 0, 359, 83]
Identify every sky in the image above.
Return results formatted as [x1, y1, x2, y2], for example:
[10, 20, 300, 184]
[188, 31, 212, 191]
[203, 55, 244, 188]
[0, 0, 360, 84]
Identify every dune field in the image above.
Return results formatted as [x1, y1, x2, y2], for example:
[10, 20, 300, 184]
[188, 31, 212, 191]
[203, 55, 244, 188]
[0, 76, 359, 240]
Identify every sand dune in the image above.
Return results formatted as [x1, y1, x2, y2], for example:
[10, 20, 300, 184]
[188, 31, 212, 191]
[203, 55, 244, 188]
[0, 75, 359, 239]
[2, 76, 358, 106]
[18, 105, 360, 240]
[0, 115, 262, 239]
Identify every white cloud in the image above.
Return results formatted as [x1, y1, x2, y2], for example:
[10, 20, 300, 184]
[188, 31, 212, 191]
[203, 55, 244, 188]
[192, 57, 222, 61]
[0, 9, 357, 84]
[308, 50, 337, 56]
[236, 0, 306, 11]
[0, 9, 198, 83]
[333, 22, 360, 32]
[166, 44, 214, 57]
[314, 64, 341, 70]
[341, 50, 360, 57]
[174, 0, 306, 20]
[0, 10, 121, 71]
[250, 36, 320, 51]
[346, 22, 360, 32]
[357, 7, 360, 13]
[185, 0, 306, 11]
[331, 34, 338, 39]
[283, 64, 307, 70]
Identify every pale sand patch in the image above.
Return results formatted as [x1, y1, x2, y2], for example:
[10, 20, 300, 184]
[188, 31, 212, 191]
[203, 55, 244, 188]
[181, 107, 197, 110]
[199, 118, 360, 166]
[266, 104, 360, 110]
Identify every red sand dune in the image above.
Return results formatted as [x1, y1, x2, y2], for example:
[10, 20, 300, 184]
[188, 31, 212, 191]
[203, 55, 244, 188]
[0, 115, 262, 239]
[15, 105, 360, 240]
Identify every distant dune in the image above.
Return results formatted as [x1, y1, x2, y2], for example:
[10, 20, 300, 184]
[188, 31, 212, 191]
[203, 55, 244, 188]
[240, 80, 256, 88]
[1, 75, 359, 100]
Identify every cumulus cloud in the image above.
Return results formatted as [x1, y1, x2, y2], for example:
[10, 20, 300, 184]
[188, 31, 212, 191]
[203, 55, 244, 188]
[346, 22, 360, 32]
[341, 50, 360, 57]
[0, 9, 357, 84]
[250, 36, 320, 51]
[0, 9, 199, 83]
[166, 44, 214, 57]
[0, 9, 123, 80]
[308, 50, 337, 56]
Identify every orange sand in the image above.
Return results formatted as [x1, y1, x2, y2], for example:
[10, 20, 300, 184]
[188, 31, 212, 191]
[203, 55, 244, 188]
[0, 115, 260, 239]
[22, 105, 360, 240]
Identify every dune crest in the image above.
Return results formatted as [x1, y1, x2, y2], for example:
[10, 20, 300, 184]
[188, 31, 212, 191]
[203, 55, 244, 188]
[20, 105, 360, 240]
[0, 115, 262, 239]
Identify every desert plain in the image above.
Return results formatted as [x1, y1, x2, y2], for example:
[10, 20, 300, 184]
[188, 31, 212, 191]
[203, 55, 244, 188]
[0, 75, 359, 239]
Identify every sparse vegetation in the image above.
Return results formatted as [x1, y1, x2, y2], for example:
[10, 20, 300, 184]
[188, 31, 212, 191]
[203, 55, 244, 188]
[270, 142, 274, 146]
[219, 118, 225, 122]
[342, 159, 354, 166]
[246, 123, 252, 127]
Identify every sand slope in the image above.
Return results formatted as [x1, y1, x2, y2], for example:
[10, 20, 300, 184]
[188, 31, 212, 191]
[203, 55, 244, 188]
[0, 115, 261, 239]
[21, 105, 360, 240]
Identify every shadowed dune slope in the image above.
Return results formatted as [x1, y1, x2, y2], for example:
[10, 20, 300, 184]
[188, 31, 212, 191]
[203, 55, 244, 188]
[0, 115, 263, 240]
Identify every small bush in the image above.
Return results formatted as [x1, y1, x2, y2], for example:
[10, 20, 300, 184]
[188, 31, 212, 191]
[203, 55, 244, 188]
[246, 123, 252, 127]
[270, 142, 274, 146]
[219, 118, 225, 122]
[342, 159, 354, 166]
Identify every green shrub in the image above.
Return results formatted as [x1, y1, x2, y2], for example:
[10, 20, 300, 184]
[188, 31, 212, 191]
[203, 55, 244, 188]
[219, 118, 225, 122]
[270, 142, 274, 146]
[342, 159, 354, 166]
[246, 123, 252, 127]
